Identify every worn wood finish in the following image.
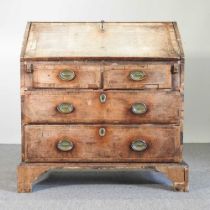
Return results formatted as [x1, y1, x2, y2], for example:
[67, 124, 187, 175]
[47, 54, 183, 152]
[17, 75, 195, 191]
[104, 64, 172, 89]
[17, 162, 189, 192]
[32, 63, 101, 89]
[22, 22, 181, 61]
[24, 124, 181, 162]
[20, 22, 31, 59]
[23, 90, 181, 124]
[173, 22, 185, 59]
[18, 22, 188, 192]
[21, 61, 181, 91]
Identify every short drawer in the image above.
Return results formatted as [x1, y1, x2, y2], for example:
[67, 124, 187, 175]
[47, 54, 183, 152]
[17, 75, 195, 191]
[104, 64, 172, 89]
[23, 90, 181, 124]
[32, 63, 101, 89]
[24, 125, 182, 163]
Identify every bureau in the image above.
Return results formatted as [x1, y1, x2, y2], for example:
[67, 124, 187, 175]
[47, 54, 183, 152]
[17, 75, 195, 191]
[17, 22, 189, 192]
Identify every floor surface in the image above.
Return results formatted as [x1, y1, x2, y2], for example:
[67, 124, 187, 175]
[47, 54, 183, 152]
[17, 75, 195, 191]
[0, 144, 210, 210]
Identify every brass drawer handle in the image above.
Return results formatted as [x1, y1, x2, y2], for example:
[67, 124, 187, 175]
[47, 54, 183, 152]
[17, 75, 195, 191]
[131, 103, 147, 114]
[131, 140, 147, 152]
[130, 70, 146, 81]
[99, 127, 106, 137]
[57, 139, 74, 151]
[59, 70, 76, 81]
[57, 103, 74, 114]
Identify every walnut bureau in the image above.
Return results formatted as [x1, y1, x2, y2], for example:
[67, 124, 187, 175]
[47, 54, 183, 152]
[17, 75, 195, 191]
[17, 22, 189, 192]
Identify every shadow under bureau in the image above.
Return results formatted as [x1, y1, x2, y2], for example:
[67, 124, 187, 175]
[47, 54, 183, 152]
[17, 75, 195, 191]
[17, 22, 189, 192]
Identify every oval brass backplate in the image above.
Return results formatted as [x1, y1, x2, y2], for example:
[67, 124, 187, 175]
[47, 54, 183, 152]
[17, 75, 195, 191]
[99, 93, 106, 103]
[131, 103, 147, 115]
[57, 139, 74, 152]
[130, 70, 146, 81]
[131, 140, 147, 152]
[59, 70, 76, 81]
[99, 127, 106, 137]
[57, 103, 74, 114]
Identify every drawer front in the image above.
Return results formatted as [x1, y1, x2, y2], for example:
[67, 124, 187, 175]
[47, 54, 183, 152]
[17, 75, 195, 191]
[23, 90, 181, 124]
[32, 64, 101, 89]
[24, 125, 181, 163]
[104, 64, 172, 89]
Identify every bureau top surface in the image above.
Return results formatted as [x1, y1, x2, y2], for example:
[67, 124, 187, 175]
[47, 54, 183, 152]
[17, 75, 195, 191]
[21, 22, 183, 61]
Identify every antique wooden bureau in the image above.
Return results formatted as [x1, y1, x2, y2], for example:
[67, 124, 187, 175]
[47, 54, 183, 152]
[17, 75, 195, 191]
[17, 22, 189, 192]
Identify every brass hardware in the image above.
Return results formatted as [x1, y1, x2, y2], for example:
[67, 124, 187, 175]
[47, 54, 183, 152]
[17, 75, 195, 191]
[130, 70, 146, 81]
[131, 140, 147, 152]
[59, 70, 76, 81]
[99, 93, 106, 103]
[57, 139, 74, 151]
[131, 103, 147, 115]
[100, 20, 105, 32]
[25, 63, 33, 73]
[99, 127, 106, 137]
[57, 103, 74, 114]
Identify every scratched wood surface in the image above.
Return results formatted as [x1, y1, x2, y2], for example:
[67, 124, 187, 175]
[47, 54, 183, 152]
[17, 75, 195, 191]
[104, 64, 172, 89]
[33, 63, 101, 89]
[24, 124, 181, 162]
[17, 162, 189, 192]
[22, 22, 181, 61]
[21, 61, 180, 90]
[23, 90, 181, 124]
[18, 22, 187, 193]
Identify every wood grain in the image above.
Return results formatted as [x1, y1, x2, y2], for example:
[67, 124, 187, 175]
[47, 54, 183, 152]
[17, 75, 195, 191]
[21, 61, 182, 91]
[22, 22, 181, 61]
[18, 22, 187, 193]
[32, 63, 101, 89]
[104, 64, 172, 89]
[23, 90, 181, 124]
[24, 124, 181, 163]
[173, 22, 184, 60]
[20, 22, 31, 60]
[17, 162, 189, 192]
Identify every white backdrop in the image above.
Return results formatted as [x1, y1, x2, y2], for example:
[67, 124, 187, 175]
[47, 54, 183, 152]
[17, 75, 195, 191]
[0, 0, 210, 143]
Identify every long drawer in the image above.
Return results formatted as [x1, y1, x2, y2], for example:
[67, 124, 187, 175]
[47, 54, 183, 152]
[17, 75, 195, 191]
[24, 124, 182, 163]
[23, 90, 181, 124]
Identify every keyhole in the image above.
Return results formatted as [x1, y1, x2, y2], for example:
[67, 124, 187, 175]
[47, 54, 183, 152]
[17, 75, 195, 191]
[99, 128, 106, 137]
[99, 93, 106, 103]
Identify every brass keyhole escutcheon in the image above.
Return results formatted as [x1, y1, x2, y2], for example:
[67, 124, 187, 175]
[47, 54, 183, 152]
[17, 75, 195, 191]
[99, 93, 106, 103]
[99, 128, 106, 137]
